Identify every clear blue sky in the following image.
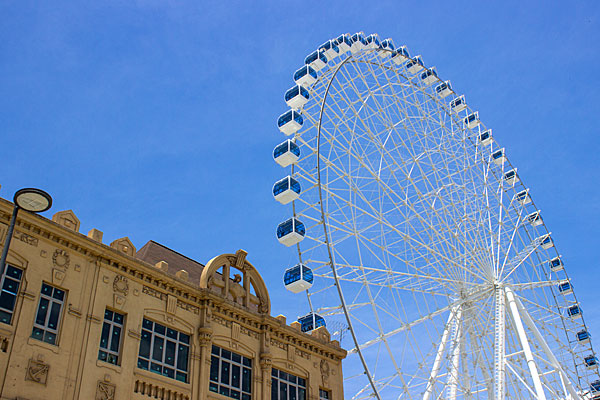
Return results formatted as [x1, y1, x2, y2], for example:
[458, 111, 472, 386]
[1, 1, 599, 342]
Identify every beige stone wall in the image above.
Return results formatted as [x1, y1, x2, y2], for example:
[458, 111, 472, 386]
[0, 198, 345, 400]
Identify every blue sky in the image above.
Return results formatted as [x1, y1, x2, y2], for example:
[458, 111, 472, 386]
[1, 0, 599, 354]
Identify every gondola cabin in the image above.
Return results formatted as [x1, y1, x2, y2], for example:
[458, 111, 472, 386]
[567, 305, 582, 319]
[350, 32, 367, 53]
[492, 148, 506, 165]
[277, 218, 306, 247]
[585, 356, 599, 369]
[420, 67, 438, 86]
[549, 256, 564, 272]
[273, 139, 300, 167]
[539, 234, 553, 250]
[285, 85, 310, 109]
[305, 50, 328, 71]
[277, 110, 303, 136]
[504, 169, 519, 185]
[283, 264, 314, 293]
[527, 211, 543, 227]
[294, 65, 318, 88]
[298, 313, 326, 333]
[319, 40, 340, 60]
[592, 380, 600, 394]
[558, 281, 573, 295]
[378, 38, 395, 57]
[478, 130, 492, 146]
[515, 190, 531, 205]
[365, 34, 380, 49]
[273, 176, 301, 205]
[577, 330, 591, 344]
[450, 96, 467, 113]
[464, 112, 480, 129]
[335, 34, 352, 53]
[435, 81, 453, 98]
[392, 46, 410, 65]
[406, 56, 425, 74]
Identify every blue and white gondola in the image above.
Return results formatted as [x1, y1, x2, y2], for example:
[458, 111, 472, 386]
[585, 355, 599, 369]
[515, 189, 531, 205]
[492, 148, 506, 165]
[558, 280, 573, 295]
[285, 85, 310, 109]
[273, 176, 301, 205]
[464, 112, 480, 129]
[478, 130, 493, 146]
[277, 217, 306, 247]
[567, 305, 582, 319]
[335, 34, 352, 53]
[278, 110, 303, 136]
[592, 380, 600, 394]
[283, 264, 314, 293]
[305, 50, 328, 71]
[406, 56, 425, 74]
[526, 210, 543, 227]
[435, 81, 453, 98]
[420, 67, 438, 86]
[577, 330, 591, 344]
[294, 65, 318, 88]
[319, 40, 340, 60]
[365, 34, 380, 50]
[297, 313, 326, 333]
[539, 234, 553, 250]
[273, 139, 300, 167]
[549, 256, 564, 272]
[450, 95, 467, 113]
[378, 38, 394, 57]
[350, 32, 367, 53]
[504, 169, 519, 185]
[392, 46, 410, 65]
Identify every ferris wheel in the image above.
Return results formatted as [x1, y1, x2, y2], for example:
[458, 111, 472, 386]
[271, 32, 600, 400]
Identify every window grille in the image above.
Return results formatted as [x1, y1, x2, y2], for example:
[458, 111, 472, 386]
[271, 368, 306, 400]
[31, 283, 65, 345]
[210, 345, 252, 400]
[0, 264, 23, 325]
[98, 309, 125, 365]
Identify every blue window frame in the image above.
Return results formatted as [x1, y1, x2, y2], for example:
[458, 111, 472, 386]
[0, 264, 23, 325]
[137, 318, 190, 382]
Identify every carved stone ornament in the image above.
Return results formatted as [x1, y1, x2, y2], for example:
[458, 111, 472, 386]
[96, 381, 116, 400]
[320, 359, 331, 384]
[112, 275, 129, 296]
[52, 249, 70, 269]
[26, 359, 49, 385]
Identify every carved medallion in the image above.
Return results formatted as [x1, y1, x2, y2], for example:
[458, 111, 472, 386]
[96, 381, 116, 400]
[52, 249, 70, 269]
[26, 359, 49, 384]
[113, 275, 129, 296]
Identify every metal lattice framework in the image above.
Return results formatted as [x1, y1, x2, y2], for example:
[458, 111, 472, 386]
[272, 32, 599, 399]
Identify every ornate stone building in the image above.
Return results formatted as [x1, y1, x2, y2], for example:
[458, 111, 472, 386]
[0, 197, 346, 399]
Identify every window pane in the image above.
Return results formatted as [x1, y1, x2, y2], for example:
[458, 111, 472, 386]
[7, 265, 22, 280]
[242, 367, 251, 392]
[110, 326, 121, 352]
[99, 322, 110, 349]
[31, 327, 44, 340]
[41, 284, 52, 296]
[177, 344, 189, 371]
[113, 312, 123, 325]
[0, 292, 16, 312]
[0, 309, 12, 324]
[221, 361, 230, 385]
[104, 309, 113, 321]
[299, 387, 306, 400]
[138, 358, 149, 370]
[210, 356, 219, 381]
[271, 378, 278, 400]
[209, 382, 219, 393]
[139, 331, 151, 358]
[48, 301, 61, 330]
[152, 337, 164, 362]
[165, 340, 176, 366]
[154, 323, 165, 335]
[35, 298, 49, 325]
[290, 386, 297, 400]
[232, 364, 241, 388]
[280, 381, 287, 398]
[167, 328, 178, 339]
[44, 331, 56, 345]
[98, 350, 108, 362]
[3, 278, 19, 294]
[53, 288, 65, 301]
[142, 318, 153, 330]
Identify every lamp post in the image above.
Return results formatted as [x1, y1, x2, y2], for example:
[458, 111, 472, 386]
[0, 188, 52, 274]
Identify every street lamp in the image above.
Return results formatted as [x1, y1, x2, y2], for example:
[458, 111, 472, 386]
[0, 188, 52, 273]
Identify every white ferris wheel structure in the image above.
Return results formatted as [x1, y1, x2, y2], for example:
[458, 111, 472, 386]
[271, 32, 600, 400]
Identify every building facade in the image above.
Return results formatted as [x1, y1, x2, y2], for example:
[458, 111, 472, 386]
[0, 198, 346, 399]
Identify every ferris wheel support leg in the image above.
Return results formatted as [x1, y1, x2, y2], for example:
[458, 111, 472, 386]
[494, 286, 506, 400]
[422, 307, 456, 400]
[512, 292, 581, 400]
[446, 307, 463, 400]
[504, 287, 547, 400]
